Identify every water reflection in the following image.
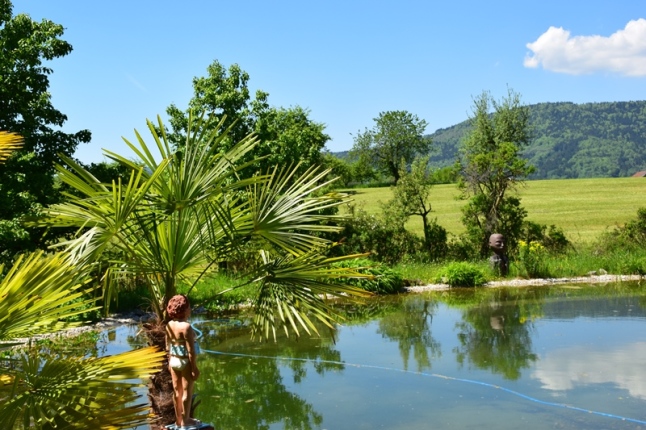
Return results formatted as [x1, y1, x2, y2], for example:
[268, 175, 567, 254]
[100, 283, 646, 429]
[194, 321, 342, 430]
[376, 295, 440, 371]
[533, 342, 646, 399]
[452, 289, 542, 380]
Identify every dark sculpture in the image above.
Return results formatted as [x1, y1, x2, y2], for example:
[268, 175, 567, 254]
[489, 233, 509, 276]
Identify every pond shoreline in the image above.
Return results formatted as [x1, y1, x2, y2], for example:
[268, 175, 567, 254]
[404, 273, 645, 292]
[14, 274, 644, 343]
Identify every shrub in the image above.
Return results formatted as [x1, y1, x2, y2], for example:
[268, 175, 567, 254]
[619, 207, 646, 246]
[596, 207, 646, 252]
[333, 205, 422, 264]
[333, 258, 404, 294]
[434, 262, 488, 287]
[445, 235, 479, 261]
[423, 220, 448, 261]
[521, 221, 570, 253]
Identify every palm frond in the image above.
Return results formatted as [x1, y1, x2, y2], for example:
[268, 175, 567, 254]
[0, 252, 97, 342]
[243, 164, 351, 255]
[0, 131, 23, 162]
[0, 346, 165, 429]
[249, 249, 373, 341]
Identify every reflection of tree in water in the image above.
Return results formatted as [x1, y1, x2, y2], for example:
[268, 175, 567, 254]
[453, 288, 546, 380]
[191, 320, 343, 430]
[376, 295, 440, 371]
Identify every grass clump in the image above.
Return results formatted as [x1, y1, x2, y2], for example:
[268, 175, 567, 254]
[434, 262, 488, 287]
[334, 258, 404, 294]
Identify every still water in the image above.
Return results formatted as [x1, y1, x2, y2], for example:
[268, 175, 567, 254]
[109, 282, 646, 429]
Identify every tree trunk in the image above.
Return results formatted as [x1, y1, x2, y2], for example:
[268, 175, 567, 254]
[143, 320, 176, 430]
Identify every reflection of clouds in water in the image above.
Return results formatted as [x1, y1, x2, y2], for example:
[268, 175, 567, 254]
[532, 342, 646, 399]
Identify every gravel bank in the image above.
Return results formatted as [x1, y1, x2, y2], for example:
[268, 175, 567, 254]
[403, 274, 645, 292]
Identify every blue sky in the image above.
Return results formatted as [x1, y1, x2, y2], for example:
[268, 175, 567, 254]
[11, 0, 646, 163]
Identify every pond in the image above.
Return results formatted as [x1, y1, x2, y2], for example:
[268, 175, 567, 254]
[106, 282, 646, 429]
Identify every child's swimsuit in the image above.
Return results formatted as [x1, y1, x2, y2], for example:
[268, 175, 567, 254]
[169, 342, 189, 371]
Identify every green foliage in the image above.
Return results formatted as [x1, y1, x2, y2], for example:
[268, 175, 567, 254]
[423, 219, 449, 261]
[166, 60, 260, 148]
[505, 245, 646, 278]
[596, 207, 646, 254]
[0, 2, 91, 263]
[389, 156, 433, 219]
[253, 105, 329, 177]
[320, 152, 355, 187]
[618, 207, 646, 246]
[614, 253, 646, 276]
[393, 261, 440, 284]
[458, 89, 533, 256]
[0, 251, 165, 430]
[333, 204, 422, 264]
[178, 273, 256, 313]
[350, 110, 431, 183]
[82, 160, 132, 185]
[332, 258, 404, 294]
[515, 240, 551, 279]
[520, 221, 570, 253]
[430, 165, 459, 184]
[383, 155, 449, 261]
[0, 346, 165, 430]
[434, 261, 488, 287]
[165, 59, 328, 178]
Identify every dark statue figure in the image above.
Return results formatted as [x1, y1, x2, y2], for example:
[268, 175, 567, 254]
[489, 233, 509, 276]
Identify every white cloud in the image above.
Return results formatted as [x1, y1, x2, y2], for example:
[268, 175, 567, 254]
[532, 342, 646, 399]
[524, 19, 646, 76]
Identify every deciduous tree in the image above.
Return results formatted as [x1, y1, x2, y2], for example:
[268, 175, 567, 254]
[166, 59, 329, 177]
[386, 155, 448, 260]
[351, 110, 430, 184]
[0, 0, 90, 262]
[457, 88, 534, 256]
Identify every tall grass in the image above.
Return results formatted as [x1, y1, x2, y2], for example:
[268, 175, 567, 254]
[394, 246, 646, 285]
[342, 177, 646, 244]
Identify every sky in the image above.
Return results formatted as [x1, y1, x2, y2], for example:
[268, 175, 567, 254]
[10, 0, 646, 164]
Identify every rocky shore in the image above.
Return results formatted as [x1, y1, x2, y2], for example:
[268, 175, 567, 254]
[403, 274, 645, 292]
[8, 310, 156, 344]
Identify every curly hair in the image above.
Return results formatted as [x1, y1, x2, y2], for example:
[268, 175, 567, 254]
[166, 294, 190, 320]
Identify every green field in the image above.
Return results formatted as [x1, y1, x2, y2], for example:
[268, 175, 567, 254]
[341, 177, 646, 244]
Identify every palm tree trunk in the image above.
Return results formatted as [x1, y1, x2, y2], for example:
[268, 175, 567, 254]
[143, 320, 176, 429]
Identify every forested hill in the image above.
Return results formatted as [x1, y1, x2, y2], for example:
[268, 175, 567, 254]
[428, 100, 646, 179]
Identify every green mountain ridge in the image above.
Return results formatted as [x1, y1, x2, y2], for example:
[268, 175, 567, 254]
[333, 101, 646, 179]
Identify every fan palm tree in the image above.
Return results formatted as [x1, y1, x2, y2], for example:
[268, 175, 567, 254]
[40, 113, 371, 336]
[0, 132, 166, 429]
[35, 113, 371, 424]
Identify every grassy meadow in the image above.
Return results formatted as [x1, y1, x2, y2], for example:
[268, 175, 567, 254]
[341, 177, 646, 244]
